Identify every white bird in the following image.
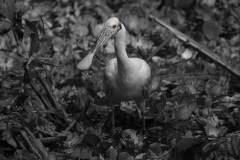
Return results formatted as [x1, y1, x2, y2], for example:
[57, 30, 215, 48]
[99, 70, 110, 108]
[77, 17, 151, 134]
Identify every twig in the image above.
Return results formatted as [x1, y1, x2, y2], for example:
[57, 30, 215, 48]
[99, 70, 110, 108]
[146, 34, 174, 62]
[20, 130, 43, 159]
[64, 119, 77, 132]
[149, 14, 240, 80]
[40, 137, 63, 144]
[37, 75, 60, 109]
[38, 74, 71, 125]
[23, 126, 36, 139]
[31, 138, 49, 159]
[161, 74, 221, 81]
[80, 97, 91, 122]
[18, 140, 27, 150]
[23, 63, 52, 110]
[46, 115, 66, 128]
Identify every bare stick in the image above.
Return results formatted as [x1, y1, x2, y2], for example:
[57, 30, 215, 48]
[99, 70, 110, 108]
[149, 14, 240, 80]
[146, 34, 174, 62]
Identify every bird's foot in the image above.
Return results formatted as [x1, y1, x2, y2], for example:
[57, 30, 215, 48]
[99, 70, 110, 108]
[111, 104, 116, 135]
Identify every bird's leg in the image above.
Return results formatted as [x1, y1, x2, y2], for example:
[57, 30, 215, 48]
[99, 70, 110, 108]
[111, 103, 116, 135]
[141, 111, 146, 133]
[136, 100, 146, 134]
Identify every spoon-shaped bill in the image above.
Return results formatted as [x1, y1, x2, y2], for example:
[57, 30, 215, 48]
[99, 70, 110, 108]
[77, 51, 95, 70]
[77, 26, 117, 70]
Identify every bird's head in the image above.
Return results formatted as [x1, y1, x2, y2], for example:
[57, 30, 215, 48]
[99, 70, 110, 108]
[91, 17, 122, 53]
[77, 17, 122, 70]
[105, 17, 122, 30]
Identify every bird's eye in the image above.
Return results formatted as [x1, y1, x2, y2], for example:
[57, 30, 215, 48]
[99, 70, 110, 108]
[112, 24, 117, 28]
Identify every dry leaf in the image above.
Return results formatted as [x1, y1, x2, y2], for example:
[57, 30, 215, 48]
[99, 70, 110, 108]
[203, 20, 220, 40]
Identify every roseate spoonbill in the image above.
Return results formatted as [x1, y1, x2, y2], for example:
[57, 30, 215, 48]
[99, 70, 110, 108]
[77, 17, 151, 134]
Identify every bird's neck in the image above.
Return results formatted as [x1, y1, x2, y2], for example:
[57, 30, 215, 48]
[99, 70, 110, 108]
[114, 24, 132, 76]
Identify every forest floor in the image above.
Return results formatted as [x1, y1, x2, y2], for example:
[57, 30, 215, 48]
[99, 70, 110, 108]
[0, 0, 240, 160]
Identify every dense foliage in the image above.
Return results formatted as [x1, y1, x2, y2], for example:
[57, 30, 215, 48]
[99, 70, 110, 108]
[0, 0, 240, 159]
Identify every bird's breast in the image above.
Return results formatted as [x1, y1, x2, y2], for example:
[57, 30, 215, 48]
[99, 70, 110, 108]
[104, 57, 151, 103]
[106, 72, 146, 102]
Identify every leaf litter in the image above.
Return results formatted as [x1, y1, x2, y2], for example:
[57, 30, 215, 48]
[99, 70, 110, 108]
[0, 0, 240, 159]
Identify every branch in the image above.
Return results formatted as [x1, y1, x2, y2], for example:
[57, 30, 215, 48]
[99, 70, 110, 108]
[37, 75, 61, 109]
[23, 63, 52, 110]
[146, 34, 174, 62]
[149, 14, 240, 80]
